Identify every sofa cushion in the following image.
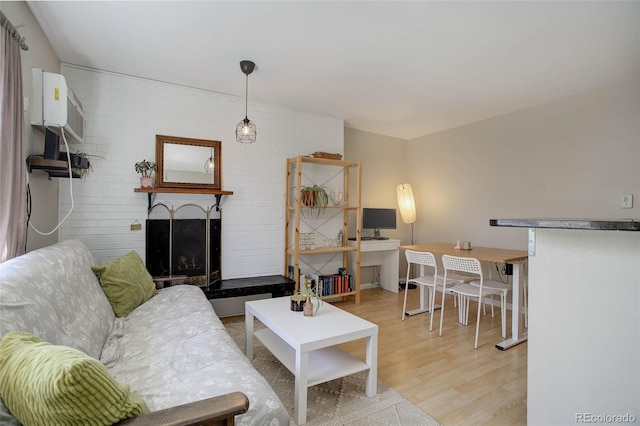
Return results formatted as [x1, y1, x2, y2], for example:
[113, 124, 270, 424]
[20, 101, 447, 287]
[0, 331, 149, 426]
[0, 240, 115, 360]
[92, 250, 158, 317]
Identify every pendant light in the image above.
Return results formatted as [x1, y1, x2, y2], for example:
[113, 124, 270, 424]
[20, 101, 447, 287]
[204, 148, 214, 173]
[236, 60, 257, 144]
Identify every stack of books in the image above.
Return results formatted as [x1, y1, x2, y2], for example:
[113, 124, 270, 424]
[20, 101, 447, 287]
[309, 268, 352, 296]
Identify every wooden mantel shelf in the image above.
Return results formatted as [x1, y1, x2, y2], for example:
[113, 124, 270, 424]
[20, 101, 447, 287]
[134, 187, 233, 196]
[134, 187, 233, 210]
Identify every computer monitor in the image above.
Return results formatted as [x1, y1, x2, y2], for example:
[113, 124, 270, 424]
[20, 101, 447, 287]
[362, 208, 396, 238]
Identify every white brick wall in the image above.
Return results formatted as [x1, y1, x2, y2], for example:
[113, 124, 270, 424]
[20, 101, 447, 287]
[58, 65, 343, 279]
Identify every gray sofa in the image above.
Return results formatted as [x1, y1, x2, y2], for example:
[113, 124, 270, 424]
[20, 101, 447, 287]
[0, 240, 289, 425]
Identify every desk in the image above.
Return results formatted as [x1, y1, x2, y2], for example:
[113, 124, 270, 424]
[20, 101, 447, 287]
[400, 243, 528, 350]
[348, 239, 400, 293]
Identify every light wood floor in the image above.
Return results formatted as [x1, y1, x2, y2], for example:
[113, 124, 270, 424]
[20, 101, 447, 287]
[332, 288, 527, 426]
[224, 288, 527, 425]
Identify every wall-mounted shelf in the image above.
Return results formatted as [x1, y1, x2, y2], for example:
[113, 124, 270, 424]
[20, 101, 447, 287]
[134, 187, 233, 210]
[27, 157, 81, 179]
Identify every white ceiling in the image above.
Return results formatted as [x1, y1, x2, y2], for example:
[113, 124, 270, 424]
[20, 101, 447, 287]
[27, 1, 639, 140]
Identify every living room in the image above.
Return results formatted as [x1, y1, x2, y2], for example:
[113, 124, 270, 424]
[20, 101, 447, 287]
[2, 1, 639, 425]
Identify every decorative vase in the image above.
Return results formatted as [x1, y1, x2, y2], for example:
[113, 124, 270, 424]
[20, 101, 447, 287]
[140, 177, 153, 188]
[303, 298, 314, 316]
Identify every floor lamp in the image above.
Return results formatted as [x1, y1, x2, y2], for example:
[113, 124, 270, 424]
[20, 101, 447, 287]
[397, 183, 417, 289]
[397, 183, 416, 243]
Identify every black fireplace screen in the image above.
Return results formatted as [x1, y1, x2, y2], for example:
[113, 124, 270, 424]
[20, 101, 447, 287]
[146, 218, 221, 286]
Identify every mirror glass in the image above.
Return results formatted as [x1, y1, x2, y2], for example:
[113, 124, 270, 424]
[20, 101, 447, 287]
[156, 135, 221, 190]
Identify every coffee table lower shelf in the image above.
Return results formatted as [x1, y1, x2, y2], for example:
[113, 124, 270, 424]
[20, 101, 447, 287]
[254, 328, 371, 387]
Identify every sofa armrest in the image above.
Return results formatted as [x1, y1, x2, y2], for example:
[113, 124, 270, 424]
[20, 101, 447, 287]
[117, 392, 249, 426]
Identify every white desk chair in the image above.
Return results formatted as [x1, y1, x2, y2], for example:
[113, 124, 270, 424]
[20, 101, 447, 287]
[439, 255, 503, 349]
[402, 250, 464, 331]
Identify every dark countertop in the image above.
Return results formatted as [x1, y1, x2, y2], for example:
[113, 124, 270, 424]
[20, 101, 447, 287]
[490, 218, 640, 231]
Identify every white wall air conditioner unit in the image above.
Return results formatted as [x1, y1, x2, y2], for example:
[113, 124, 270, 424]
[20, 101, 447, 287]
[31, 68, 84, 144]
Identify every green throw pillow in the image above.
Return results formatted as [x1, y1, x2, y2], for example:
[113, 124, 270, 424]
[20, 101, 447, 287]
[0, 331, 149, 426]
[92, 250, 158, 317]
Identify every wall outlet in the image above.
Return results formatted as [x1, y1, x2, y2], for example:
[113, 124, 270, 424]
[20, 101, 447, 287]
[621, 195, 633, 209]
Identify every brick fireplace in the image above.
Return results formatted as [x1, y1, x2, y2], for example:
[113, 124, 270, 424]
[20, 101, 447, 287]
[144, 203, 295, 317]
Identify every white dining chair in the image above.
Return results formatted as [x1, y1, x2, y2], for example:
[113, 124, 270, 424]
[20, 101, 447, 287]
[439, 255, 503, 349]
[402, 250, 464, 331]
[469, 276, 510, 339]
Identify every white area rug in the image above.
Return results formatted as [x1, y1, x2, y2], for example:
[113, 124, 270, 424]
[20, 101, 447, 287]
[224, 320, 441, 426]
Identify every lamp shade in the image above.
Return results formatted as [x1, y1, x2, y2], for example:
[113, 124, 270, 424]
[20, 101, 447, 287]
[235, 117, 256, 144]
[396, 183, 416, 224]
[204, 157, 215, 173]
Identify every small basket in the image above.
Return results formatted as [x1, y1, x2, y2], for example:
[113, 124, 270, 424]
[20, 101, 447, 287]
[311, 151, 342, 160]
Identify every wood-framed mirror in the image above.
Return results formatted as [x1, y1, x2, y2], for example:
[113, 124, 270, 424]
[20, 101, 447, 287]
[156, 135, 221, 190]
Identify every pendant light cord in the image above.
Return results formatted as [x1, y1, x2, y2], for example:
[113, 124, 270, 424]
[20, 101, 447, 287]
[244, 74, 249, 119]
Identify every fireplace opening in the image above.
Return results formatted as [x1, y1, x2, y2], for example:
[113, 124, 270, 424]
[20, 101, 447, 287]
[145, 204, 221, 287]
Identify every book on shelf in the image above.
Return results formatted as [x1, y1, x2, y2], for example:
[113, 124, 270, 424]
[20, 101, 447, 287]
[317, 273, 352, 296]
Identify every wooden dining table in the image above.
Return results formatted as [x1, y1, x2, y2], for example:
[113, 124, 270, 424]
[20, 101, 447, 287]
[400, 243, 529, 350]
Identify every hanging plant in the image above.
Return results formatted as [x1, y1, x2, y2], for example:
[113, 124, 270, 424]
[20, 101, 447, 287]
[67, 150, 103, 179]
[300, 185, 329, 218]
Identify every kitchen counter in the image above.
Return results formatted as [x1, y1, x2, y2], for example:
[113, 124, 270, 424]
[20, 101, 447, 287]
[490, 218, 639, 231]
[490, 218, 640, 424]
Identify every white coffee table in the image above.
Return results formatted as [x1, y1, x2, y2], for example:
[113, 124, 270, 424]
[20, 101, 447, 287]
[245, 296, 378, 425]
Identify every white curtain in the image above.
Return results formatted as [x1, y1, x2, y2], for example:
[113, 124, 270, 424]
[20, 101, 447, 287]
[0, 11, 27, 262]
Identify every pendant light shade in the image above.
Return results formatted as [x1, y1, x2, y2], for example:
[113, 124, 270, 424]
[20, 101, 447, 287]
[396, 183, 416, 224]
[236, 60, 257, 144]
[204, 148, 215, 173]
[236, 117, 256, 144]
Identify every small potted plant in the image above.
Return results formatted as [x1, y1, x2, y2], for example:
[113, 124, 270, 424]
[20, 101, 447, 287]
[135, 159, 157, 188]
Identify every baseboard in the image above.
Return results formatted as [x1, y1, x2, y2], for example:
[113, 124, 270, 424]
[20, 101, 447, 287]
[361, 282, 383, 290]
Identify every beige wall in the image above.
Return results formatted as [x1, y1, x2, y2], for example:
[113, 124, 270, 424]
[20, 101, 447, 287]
[346, 80, 639, 282]
[2, 1, 61, 251]
[344, 127, 408, 241]
[406, 80, 639, 251]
